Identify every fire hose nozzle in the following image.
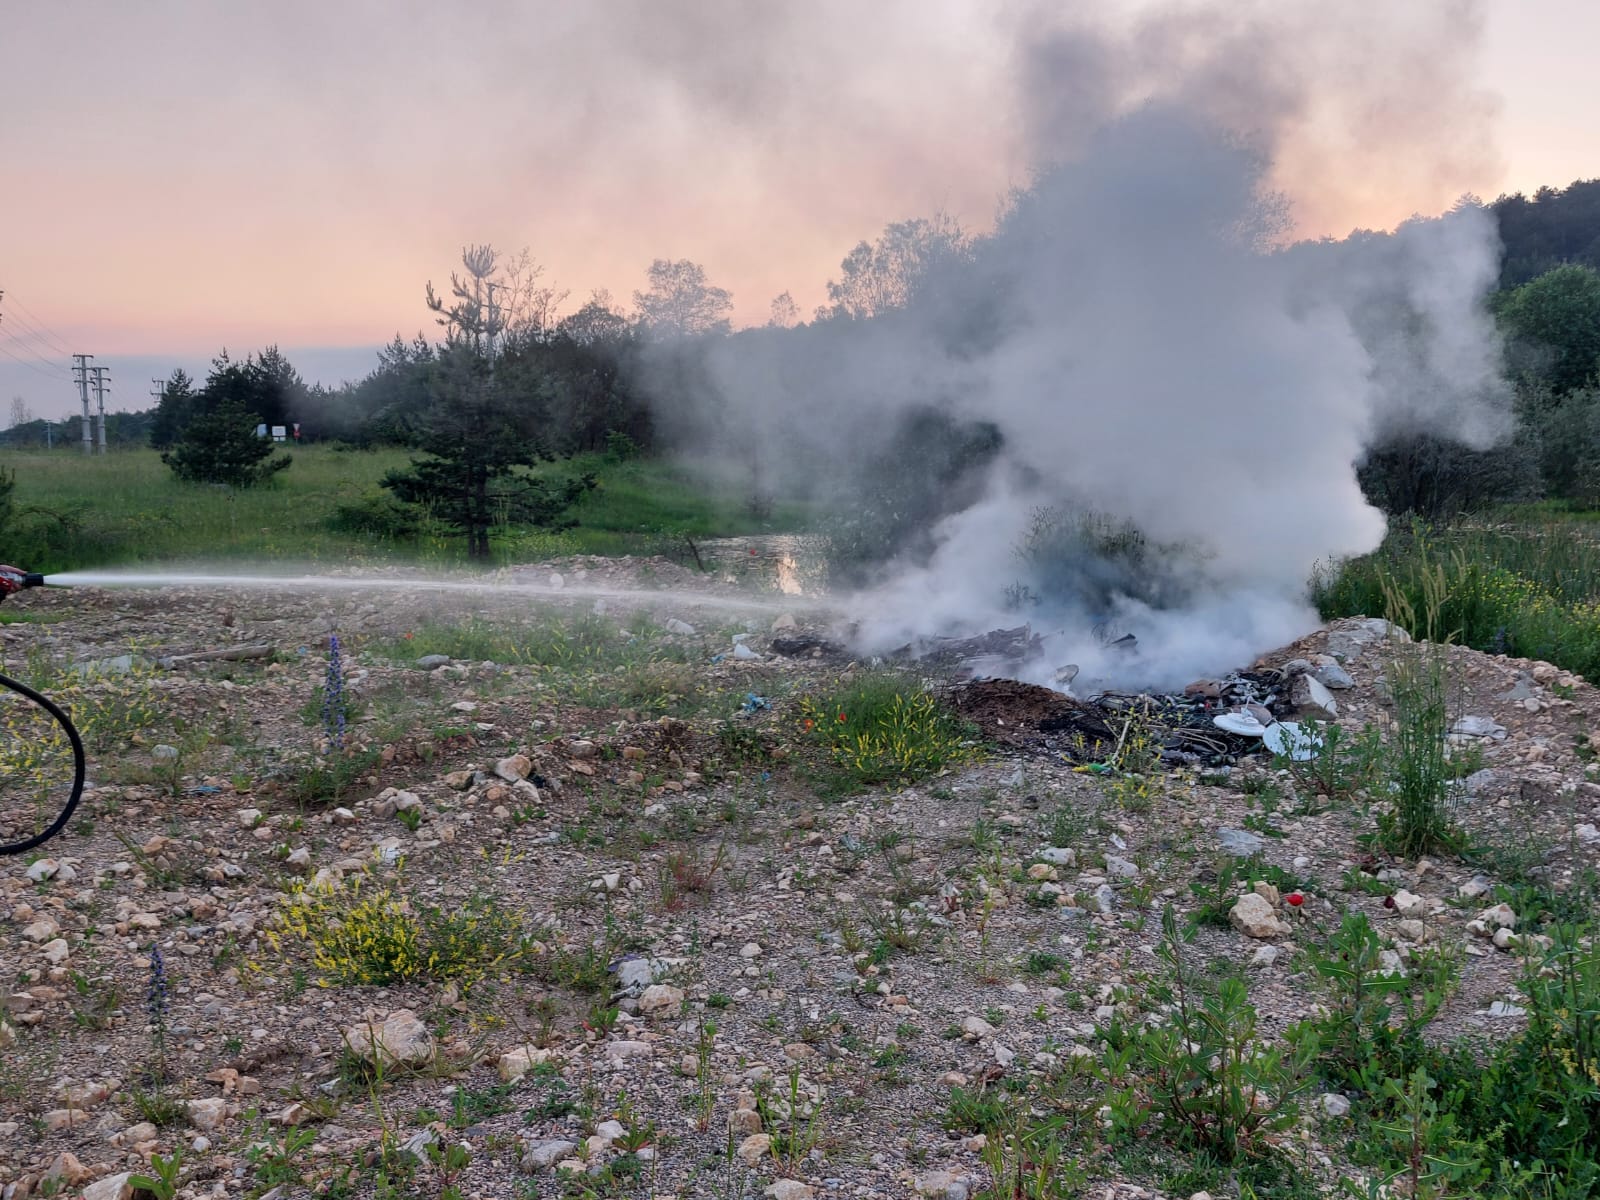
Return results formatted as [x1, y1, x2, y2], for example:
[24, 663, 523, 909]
[0, 567, 45, 599]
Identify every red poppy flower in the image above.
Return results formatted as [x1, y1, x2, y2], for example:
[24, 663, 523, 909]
[803, 718, 815, 731]
[837, 712, 848, 723]
[1285, 892, 1304, 907]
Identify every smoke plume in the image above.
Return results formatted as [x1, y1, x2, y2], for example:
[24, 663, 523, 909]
[645, 1, 1510, 691]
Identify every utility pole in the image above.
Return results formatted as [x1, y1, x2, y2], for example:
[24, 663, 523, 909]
[72, 354, 93, 455]
[89, 365, 111, 454]
[150, 378, 165, 407]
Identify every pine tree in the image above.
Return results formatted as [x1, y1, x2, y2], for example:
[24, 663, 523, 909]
[161, 397, 292, 487]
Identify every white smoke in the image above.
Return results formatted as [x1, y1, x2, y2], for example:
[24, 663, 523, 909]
[658, 2, 1511, 690]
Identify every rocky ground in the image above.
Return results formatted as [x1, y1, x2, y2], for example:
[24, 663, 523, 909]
[2, 561, 1598, 1200]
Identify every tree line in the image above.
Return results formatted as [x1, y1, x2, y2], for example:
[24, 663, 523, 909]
[8, 176, 1600, 550]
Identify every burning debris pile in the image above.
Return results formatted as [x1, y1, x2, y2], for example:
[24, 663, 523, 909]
[944, 626, 1354, 769]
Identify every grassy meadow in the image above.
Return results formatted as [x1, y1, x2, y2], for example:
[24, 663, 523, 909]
[0, 445, 809, 573]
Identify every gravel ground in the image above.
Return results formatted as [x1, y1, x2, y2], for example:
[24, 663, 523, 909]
[3, 566, 1598, 1200]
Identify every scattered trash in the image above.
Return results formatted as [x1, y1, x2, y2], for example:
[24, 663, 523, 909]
[1451, 715, 1508, 740]
[1214, 712, 1269, 737]
[732, 642, 761, 661]
[740, 693, 770, 714]
[1263, 720, 1322, 761]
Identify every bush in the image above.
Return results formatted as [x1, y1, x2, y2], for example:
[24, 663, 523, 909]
[1378, 645, 1462, 857]
[797, 673, 979, 789]
[267, 879, 541, 990]
[161, 397, 292, 487]
[1357, 431, 1539, 520]
[1006, 504, 1202, 616]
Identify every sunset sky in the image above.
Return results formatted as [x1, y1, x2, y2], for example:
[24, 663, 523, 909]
[2, 0, 1596, 419]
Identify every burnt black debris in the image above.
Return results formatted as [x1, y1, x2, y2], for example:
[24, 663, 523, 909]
[950, 667, 1296, 768]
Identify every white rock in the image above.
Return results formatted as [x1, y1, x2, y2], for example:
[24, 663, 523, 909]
[1249, 945, 1281, 969]
[1104, 854, 1140, 879]
[40, 937, 70, 965]
[494, 755, 531, 782]
[82, 1173, 136, 1200]
[961, 1015, 995, 1040]
[604, 1039, 653, 1063]
[1039, 847, 1076, 867]
[767, 1181, 815, 1200]
[739, 942, 763, 959]
[25, 859, 59, 882]
[1229, 893, 1290, 939]
[736, 1133, 772, 1166]
[638, 984, 685, 1018]
[187, 1097, 227, 1131]
[664, 618, 696, 635]
[1477, 903, 1517, 930]
[1320, 1093, 1351, 1118]
[497, 1045, 556, 1083]
[22, 915, 60, 942]
[341, 1009, 435, 1067]
[521, 1139, 578, 1170]
[1290, 673, 1339, 718]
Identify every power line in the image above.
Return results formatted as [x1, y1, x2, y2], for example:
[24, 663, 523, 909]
[0, 340, 67, 381]
[0, 325, 66, 370]
[0, 291, 74, 358]
[1, 306, 71, 358]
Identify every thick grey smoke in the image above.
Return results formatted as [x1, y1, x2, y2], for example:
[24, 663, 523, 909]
[652, 2, 1510, 690]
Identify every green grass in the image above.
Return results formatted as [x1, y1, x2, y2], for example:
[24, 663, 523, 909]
[1313, 519, 1600, 676]
[0, 446, 809, 572]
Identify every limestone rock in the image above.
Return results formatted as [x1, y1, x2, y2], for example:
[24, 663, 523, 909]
[1229, 893, 1290, 939]
[521, 1139, 578, 1171]
[637, 984, 685, 1018]
[497, 1045, 557, 1083]
[341, 1009, 435, 1067]
[82, 1173, 136, 1200]
[737, 1132, 772, 1166]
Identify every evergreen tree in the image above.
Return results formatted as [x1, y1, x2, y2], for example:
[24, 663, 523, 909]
[380, 345, 593, 558]
[161, 396, 292, 487]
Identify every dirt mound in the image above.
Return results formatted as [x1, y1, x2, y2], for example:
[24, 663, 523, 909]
[949, 678, 1118, 755]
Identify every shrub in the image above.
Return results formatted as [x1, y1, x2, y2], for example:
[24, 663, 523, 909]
[267, 879, 540, 990]
[1377, 645, 1462, 857]
[797, 673, 979, 788]
[1356, 431, 1539, 520]
[1312, 521, 1600, 678]
[1099, 908, 1312, 1164]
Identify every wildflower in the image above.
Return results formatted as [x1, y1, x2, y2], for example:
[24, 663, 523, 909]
[1285, 891, 1304, 908]
[146, 943, 169, 1061]
[837, 712, 847, 724]
[322, 633, 347, 750]
[802, 718, 815, 731]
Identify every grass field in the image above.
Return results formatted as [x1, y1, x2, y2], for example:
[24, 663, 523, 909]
[0, 445, 809, 572]
[1313, 517, 1600, 676]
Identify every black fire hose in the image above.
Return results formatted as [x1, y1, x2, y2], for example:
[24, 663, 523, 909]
[0, 669, 86, 856]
